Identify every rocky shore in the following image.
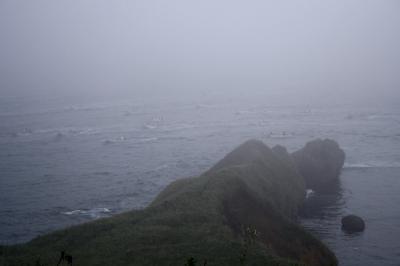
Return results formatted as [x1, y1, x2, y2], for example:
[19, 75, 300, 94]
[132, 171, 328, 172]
[0, 139, 344, 266]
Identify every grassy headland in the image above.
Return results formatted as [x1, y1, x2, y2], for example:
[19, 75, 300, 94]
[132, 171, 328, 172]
[1, 140, 338, 266]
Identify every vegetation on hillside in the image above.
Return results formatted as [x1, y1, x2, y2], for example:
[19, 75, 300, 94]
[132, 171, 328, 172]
[1, 140, 338, 266]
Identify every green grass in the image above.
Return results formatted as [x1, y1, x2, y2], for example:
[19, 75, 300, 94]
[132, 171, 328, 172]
[1, 140, 337, 266]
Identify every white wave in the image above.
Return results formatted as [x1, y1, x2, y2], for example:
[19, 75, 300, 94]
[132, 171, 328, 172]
[0, 102, 120, 118]
[143, 124, 158, 130]
[343, 163, 372, 168]
[159, 136, 193, 142]
[62, 210, 82, 215]
[14, 128, 34, 136]
[344, 162, 400, 169]
[73, 128, 101, 136]
[62, 208, 111, 218]
[306, 189, 315, 199]
[154, 163, 171, 171]
[139, 137, 158, 143]
[63, 102, 121, 113]
[367, 115, 380, 120]
[151, 116, 164, 123]
[17, 127, 100, 137]
[265, 131, 295, 139]
[195, 104, 214, 109]
[235, 110, 256, 115]
[160, 124, 197, 133]
[102, 136, 126, 145]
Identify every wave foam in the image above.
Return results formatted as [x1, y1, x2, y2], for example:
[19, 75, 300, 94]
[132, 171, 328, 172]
[344, 162, 400, 169]
[306, 189, 315, 199]
[62, 208, 111, 219]
[102, 136, 126, 145]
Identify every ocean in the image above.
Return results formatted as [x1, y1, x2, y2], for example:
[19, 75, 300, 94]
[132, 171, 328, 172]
[0, 95, 399, 265]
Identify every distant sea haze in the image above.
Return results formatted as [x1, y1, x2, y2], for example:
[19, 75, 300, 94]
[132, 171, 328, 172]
[1, 96, 399, 265]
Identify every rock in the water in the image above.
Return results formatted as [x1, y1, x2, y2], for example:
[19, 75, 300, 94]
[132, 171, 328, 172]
[341, 215, 365, 232]
[292, 139, 345, 191]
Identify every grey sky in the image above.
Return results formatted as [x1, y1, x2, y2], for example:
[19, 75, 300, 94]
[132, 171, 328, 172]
[0, 0, 399, 103]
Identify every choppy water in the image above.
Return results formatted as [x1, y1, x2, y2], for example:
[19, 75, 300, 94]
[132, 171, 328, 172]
[300, 167, 400, 266]
[0, 95, 399, 265]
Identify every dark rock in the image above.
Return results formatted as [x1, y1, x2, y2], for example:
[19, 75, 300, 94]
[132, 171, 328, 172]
[207, 139, 276, 173]
[341, 215, 365, 232]
[292, 139, 345, 192]
[188, 139, 306, 218]
[272, 145, 291, 160]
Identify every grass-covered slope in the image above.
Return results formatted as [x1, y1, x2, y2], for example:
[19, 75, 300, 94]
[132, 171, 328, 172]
[1, 140, 337, 266]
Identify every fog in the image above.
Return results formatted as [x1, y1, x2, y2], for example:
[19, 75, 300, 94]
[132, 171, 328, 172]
[1, 0, 399, 105]
[2, 2, 400, 264]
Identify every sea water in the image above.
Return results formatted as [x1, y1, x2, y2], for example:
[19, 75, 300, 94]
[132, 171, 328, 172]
[0, 95, 399, 265]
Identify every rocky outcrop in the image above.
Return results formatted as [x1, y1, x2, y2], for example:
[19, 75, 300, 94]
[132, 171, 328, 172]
[2, 139, 339, 266]
[292, 139, 345, 192]
[342, 215, 365, 232]
[202, 140, 306, 218]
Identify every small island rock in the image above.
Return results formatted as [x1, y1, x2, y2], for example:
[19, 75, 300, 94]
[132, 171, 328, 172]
[341, 215, 365, 232]
[292, 139, 345, 192]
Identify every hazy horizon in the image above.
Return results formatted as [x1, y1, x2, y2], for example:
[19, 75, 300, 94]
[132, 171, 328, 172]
[1, 2, 400, 264]
[1, 0, 399, 106]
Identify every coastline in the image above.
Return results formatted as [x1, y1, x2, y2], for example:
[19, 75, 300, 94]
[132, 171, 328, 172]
[1, 139, 343, 266]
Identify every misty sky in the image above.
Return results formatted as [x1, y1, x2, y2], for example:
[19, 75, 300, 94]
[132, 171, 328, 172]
[0, 0, 399, 104]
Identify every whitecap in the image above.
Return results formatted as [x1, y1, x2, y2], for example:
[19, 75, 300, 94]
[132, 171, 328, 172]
[306, 189, 315, 199]
[195, 104, 213, 109]
[62, 210, 83, 215]
[143, 124, 158, 130]
[102, 136, 126, 145]
[16, 128, 34, 136]
[265, 131, 294, 139]
[235, 110, 255, 115]
[344, 162, 400, 169]
[151, 117, 164, 123]
[62, 208, 111, 219]
[367, 114, 380, 120]
[154, 163, 170, 171]
[343, 163, 372, 168]
[137, 137, 158, 143]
